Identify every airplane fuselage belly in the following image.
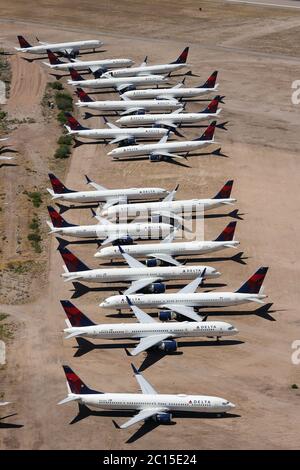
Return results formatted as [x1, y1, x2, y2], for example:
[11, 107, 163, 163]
[112, 141, 211, 158]
[55, 189, 166, 204]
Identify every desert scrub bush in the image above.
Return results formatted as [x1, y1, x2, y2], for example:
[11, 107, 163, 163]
[54, 144, 71, 159]
[55, 91, 73, 112]
[25, 191, 43, 208]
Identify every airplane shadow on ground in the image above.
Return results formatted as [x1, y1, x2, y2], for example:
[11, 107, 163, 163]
[72, 337, 244, 366]
[0, 163, 18, 169]
[69, 403, 240, 443]
[0, 413, 24, 429]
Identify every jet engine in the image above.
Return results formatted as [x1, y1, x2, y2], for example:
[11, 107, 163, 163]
[157, 340, 177, 352]
[146, 258, 163, 267]
[118, 137, 136, 147]
[145, 282, 166, 294]
[149, 154, 163, 162]
[112, 236, 133, 245]
[154, 412, 173, 424]
[158, 310, 178, 321]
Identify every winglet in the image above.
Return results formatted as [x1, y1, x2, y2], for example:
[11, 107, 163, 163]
[125, 348, 132, 356]
[118, 245, 125, 254]
[112, 420, 120, 429]
[85, 175, 92, 184]
[131, 363, 139, 375]
[126, 296, 132, 306]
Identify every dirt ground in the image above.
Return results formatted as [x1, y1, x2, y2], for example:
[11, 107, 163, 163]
[0, 0, 300, 450]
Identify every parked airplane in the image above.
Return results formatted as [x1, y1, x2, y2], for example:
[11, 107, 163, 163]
[43, 49, 133, 73]
[108, 121, 218, 161]
[116, 96, 223, 128]
[100, 180, 235, 220]
[47, 206, 173, 245]
[61, 299, 238, 354]
[68, 69, 167, 92]
[95, 221, 238, 265]
[47, 173, 168, 207]
[100, 268, 269, 321]
[0, 401, 10, 406]
[122, 71, 219, 100]
[15, 36, 103, 56]
[58, 245, 219, 293]
[64, 113, 179, 145]
[58, 364, 236, 429]
[75, 88, 181, 115]
[101, 47, 189, 78]
[0, 156, 14, 161]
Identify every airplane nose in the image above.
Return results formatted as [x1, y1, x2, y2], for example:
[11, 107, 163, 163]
[213, 270, 221, 277]
[94, 251, 102, 258]
[229, 402, 236, 409]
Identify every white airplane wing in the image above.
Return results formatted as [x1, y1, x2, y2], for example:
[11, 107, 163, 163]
[130, 333, 172, 355]
[162, 184, 179, 202]
[161, 230, 177, 243]
[0, 401, 10, 406]
[104, 121, 120, 130]
[163, 304, 204, 322]
[118, 407, 166, 429]
[89, 64, 103, 73]
[152, 151, 186, 160]
[128, 302, 157, 323]
[119, 248, 144, 268]
[101, 232, 133, 246]
[120, 107, 145, 116]
[116, 83, 135, 92]
[155, 120, 177, 129]
[109, 135, 133, 145]
[124, 277, 160, 295]
[132, 363, 157, 394]
[102, 197, 127, 209]
[149, 253, 180, 266]
[179, 274, 205, 294]
[86, 177, 107, 191]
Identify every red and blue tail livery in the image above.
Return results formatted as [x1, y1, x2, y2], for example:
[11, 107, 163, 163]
[65, 112, 88, 131]
[214, 180, 234, 199]
[61, 300, 95, 327]
[17, 35, 32, 49]
[215, 221, 236, 242]
[236, 267, 268, 294]
[76, 88, 93, 103]
[195, 121, 216, 141]
[48, 173, 74, 194]
[171, 47, 189, 64]
[201, 96, 221, 115]
[46, 49, 63, 65]
[47, 206, 76, 228]
[62, 365, 101, 394]
[199, 71, 218, 89]
[58, 247, 90, 272]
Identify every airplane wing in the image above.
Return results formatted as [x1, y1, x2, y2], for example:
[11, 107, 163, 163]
[101, 232, 136, 246]
[148, 253, 181, 266]
[130, 333, 172, 355]
[178, 274, 204, 294]
[117, 407, 166, 429]
[104, 120, 120, 130]
[85, 176, 107, 191]
[124, 277, 160, 295]
[154, 120, 177, 129]
[163, 304, 204, 322]
[129, 303, 157, 323]
[0, 402, 10, 406]
[119, 248, 144, 268]
[109, 135, 134, 145]
[132, 364, 157, 394]
[162, 184, 179, 202]
[151, 151, 186, 160]
[116, 83, 135, 92]
[120, 107, 145, 116]
[102, 197, 127, 209]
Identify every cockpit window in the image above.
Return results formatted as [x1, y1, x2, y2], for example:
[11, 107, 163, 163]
[222, 401, 229, 405]
[228, 326, 235, 330]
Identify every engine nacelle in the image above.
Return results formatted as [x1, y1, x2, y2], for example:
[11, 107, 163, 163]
[154, 412, 172, 424]
[157, 339, 177, 352]
[146, 282, 165, 294]
[146, 258, 162, 267]
[112, 236, 133, 245]
[118, 137, 136, 147]
[121, 85, 135, 93]
[149, 154, 162, 162]
[159, 310, 177, 321]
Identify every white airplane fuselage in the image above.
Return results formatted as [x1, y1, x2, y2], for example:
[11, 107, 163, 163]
[117, 110, 221, 127]
[105, 62, 187, 78]
[100, 292, 267, 309]
[101, 198, 237, 218]
[50, 222, 173, 239]
[123, 86, 219, 100]
[64, 320, 238, 340]
[96, 239, 240, 261]
[76, 99, 180, 112]
[43, 58, 133, 71]
[62, 264, 219, 283]
[108, 139, 215, 159]
[68, 392, 235, 414]
[66, 127, 170, 141]
[16, 39, 102, 54]
[68, 75, 167, 89]
[48, 187, 168, 203]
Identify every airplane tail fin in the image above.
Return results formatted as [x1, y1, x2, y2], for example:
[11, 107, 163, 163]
[62, 365, 101, 394]
[200, 96, 221, 114]
[215, 221, 237, 242]
[46, 49, 63, 65]
[69, 68, 84, 81]
[47, 206, 77, 228]
[171, 47, 189, 64]
[60, 300, 95, 327]
[17, 35, 32, 49]
[65, 112, 88, 131]
[236, 267, 269, 294]
[194, 121, 216, 141]
[198, 71, 218, 89]
[58, 247, 90, 272]
[48, 173, 74, 194]
[213, 180, 234, 199]
[75, 88, 94, 103]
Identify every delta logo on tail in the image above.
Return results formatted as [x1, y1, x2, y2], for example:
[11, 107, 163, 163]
[201, 71, 218, 89]
[215, 221, 236, 242]
[48, 173, 73, 194]
[58, 247, 90, 272]
[237, 268, 268, 294]
[61, 300, 95, 327]
[214, 180, 234, 199]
